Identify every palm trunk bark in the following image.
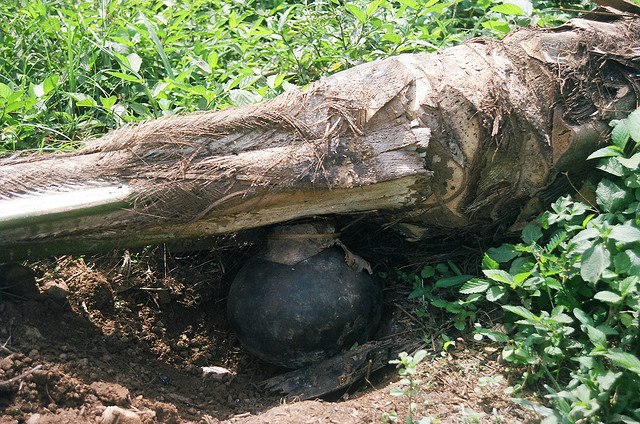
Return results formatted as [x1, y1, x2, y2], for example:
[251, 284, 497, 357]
[1, 10, 638, 261]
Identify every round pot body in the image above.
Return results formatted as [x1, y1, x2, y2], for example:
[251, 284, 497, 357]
[227, 248, 382, 368]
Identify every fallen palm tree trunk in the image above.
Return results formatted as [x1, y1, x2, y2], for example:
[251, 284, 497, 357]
[1, 8, 639, 261]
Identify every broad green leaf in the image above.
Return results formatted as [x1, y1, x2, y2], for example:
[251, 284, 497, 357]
[486, 285, 507, 302]
[151, 81, 170, 98]
[617, 153, 640, 170]
[460, 279, 491, 294]
[598, 324, 618, 336]
[514, 272, 532, 286]
[408, 287, 429, 299]
[509, 257, 534, 275]
[585, 324, 607, 348]
[126, 52, 142, 73]
[33, 82, 45, 98]
[382, 32, 402, 44]
[490, 3, 524, 15]
[603, 350, 640, 375]
[0, 82, 14, 99]
[522, 223, 543, 244]
[434, 274, 473, 288]
[266, 74, 285, 90]
[207, 52, 219, 70]
[129, 102, 150, 116]
[482, 269, 514, 285]
[420, 265, 435, 279]
[573, 308, 593, 325]
[626, 172, 640, 188]
[543, 277, 562, 290]
[610, 118, 630, 148]
[620, 313, 634, 327]
[397, 0, 419, 9]
[366, 0, 383, 16]
[413, 349, 427, 363]
[593, 291, 622, 305]
[616, 275, 639, 297]
[229, 89, 261, 107]
[550, 309, 573, 324]
[100, 96, 117, 109]
[580, 243, 611, 283]
[487, 244, 518, 263]
[549, 195, 590, 221]
[190, 55, 211, 74]
[597, 157, 625, 177]
[503, 305, 539, 322]
[597, 179, 630, 212]
[68, 92, 97, 107]
[482, 253, 499, 270]
[435, 263, 449, 274]
[597, 370, 621, 391]
[481, 20, 511, 34]
[571, 227, 600, 244]
[106, 71, 143, 84]
[475, 327, 509, 342]
[574, 355, 597, 370]
[344, 4, 367, 23]
[544, 346, 562, 357]
[627, 107, 640, 143]
[430, 298, 448, 308]
[42, 74, 59, 95]
[507, 0, 533, 14]
[587, 146, 622, 160]
[609, 224, 640, 245]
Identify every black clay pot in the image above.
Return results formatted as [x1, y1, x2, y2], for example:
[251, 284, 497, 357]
[227, 248, 382, 368]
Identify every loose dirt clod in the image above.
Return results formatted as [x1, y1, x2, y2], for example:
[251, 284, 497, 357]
[90, 382, 130, 407]
[101, 406, 141, 424]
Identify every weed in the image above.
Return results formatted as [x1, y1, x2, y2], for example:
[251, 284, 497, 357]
[383, 349, 430, 424]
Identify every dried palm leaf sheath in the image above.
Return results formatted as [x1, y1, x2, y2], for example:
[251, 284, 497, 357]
[1, 11, 638, 261]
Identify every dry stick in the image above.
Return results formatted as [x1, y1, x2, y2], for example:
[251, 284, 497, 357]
[0, 364, 43, 387]
[1, 336, 15, 354]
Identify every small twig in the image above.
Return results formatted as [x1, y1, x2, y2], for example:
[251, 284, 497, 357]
[0, 364, 43, 387]
[377, 329, 418, 341]
[561, 171, 600, 212]
[1, 336, 15, 354]
[394, 303, 429, 331]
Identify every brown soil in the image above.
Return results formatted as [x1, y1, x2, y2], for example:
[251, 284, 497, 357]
[0, 247, 538, 423]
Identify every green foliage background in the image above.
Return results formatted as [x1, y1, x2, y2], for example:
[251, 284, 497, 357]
[0, 0, 590, 153]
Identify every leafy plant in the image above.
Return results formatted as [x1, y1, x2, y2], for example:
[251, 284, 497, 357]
[0, 0, 592, 154]
[384, 349, 430, 424]
[402, 261, 476, 332]
[435, 107, 640, 423]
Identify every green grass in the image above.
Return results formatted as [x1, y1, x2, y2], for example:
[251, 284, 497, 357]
[0, 0, 592, 153]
